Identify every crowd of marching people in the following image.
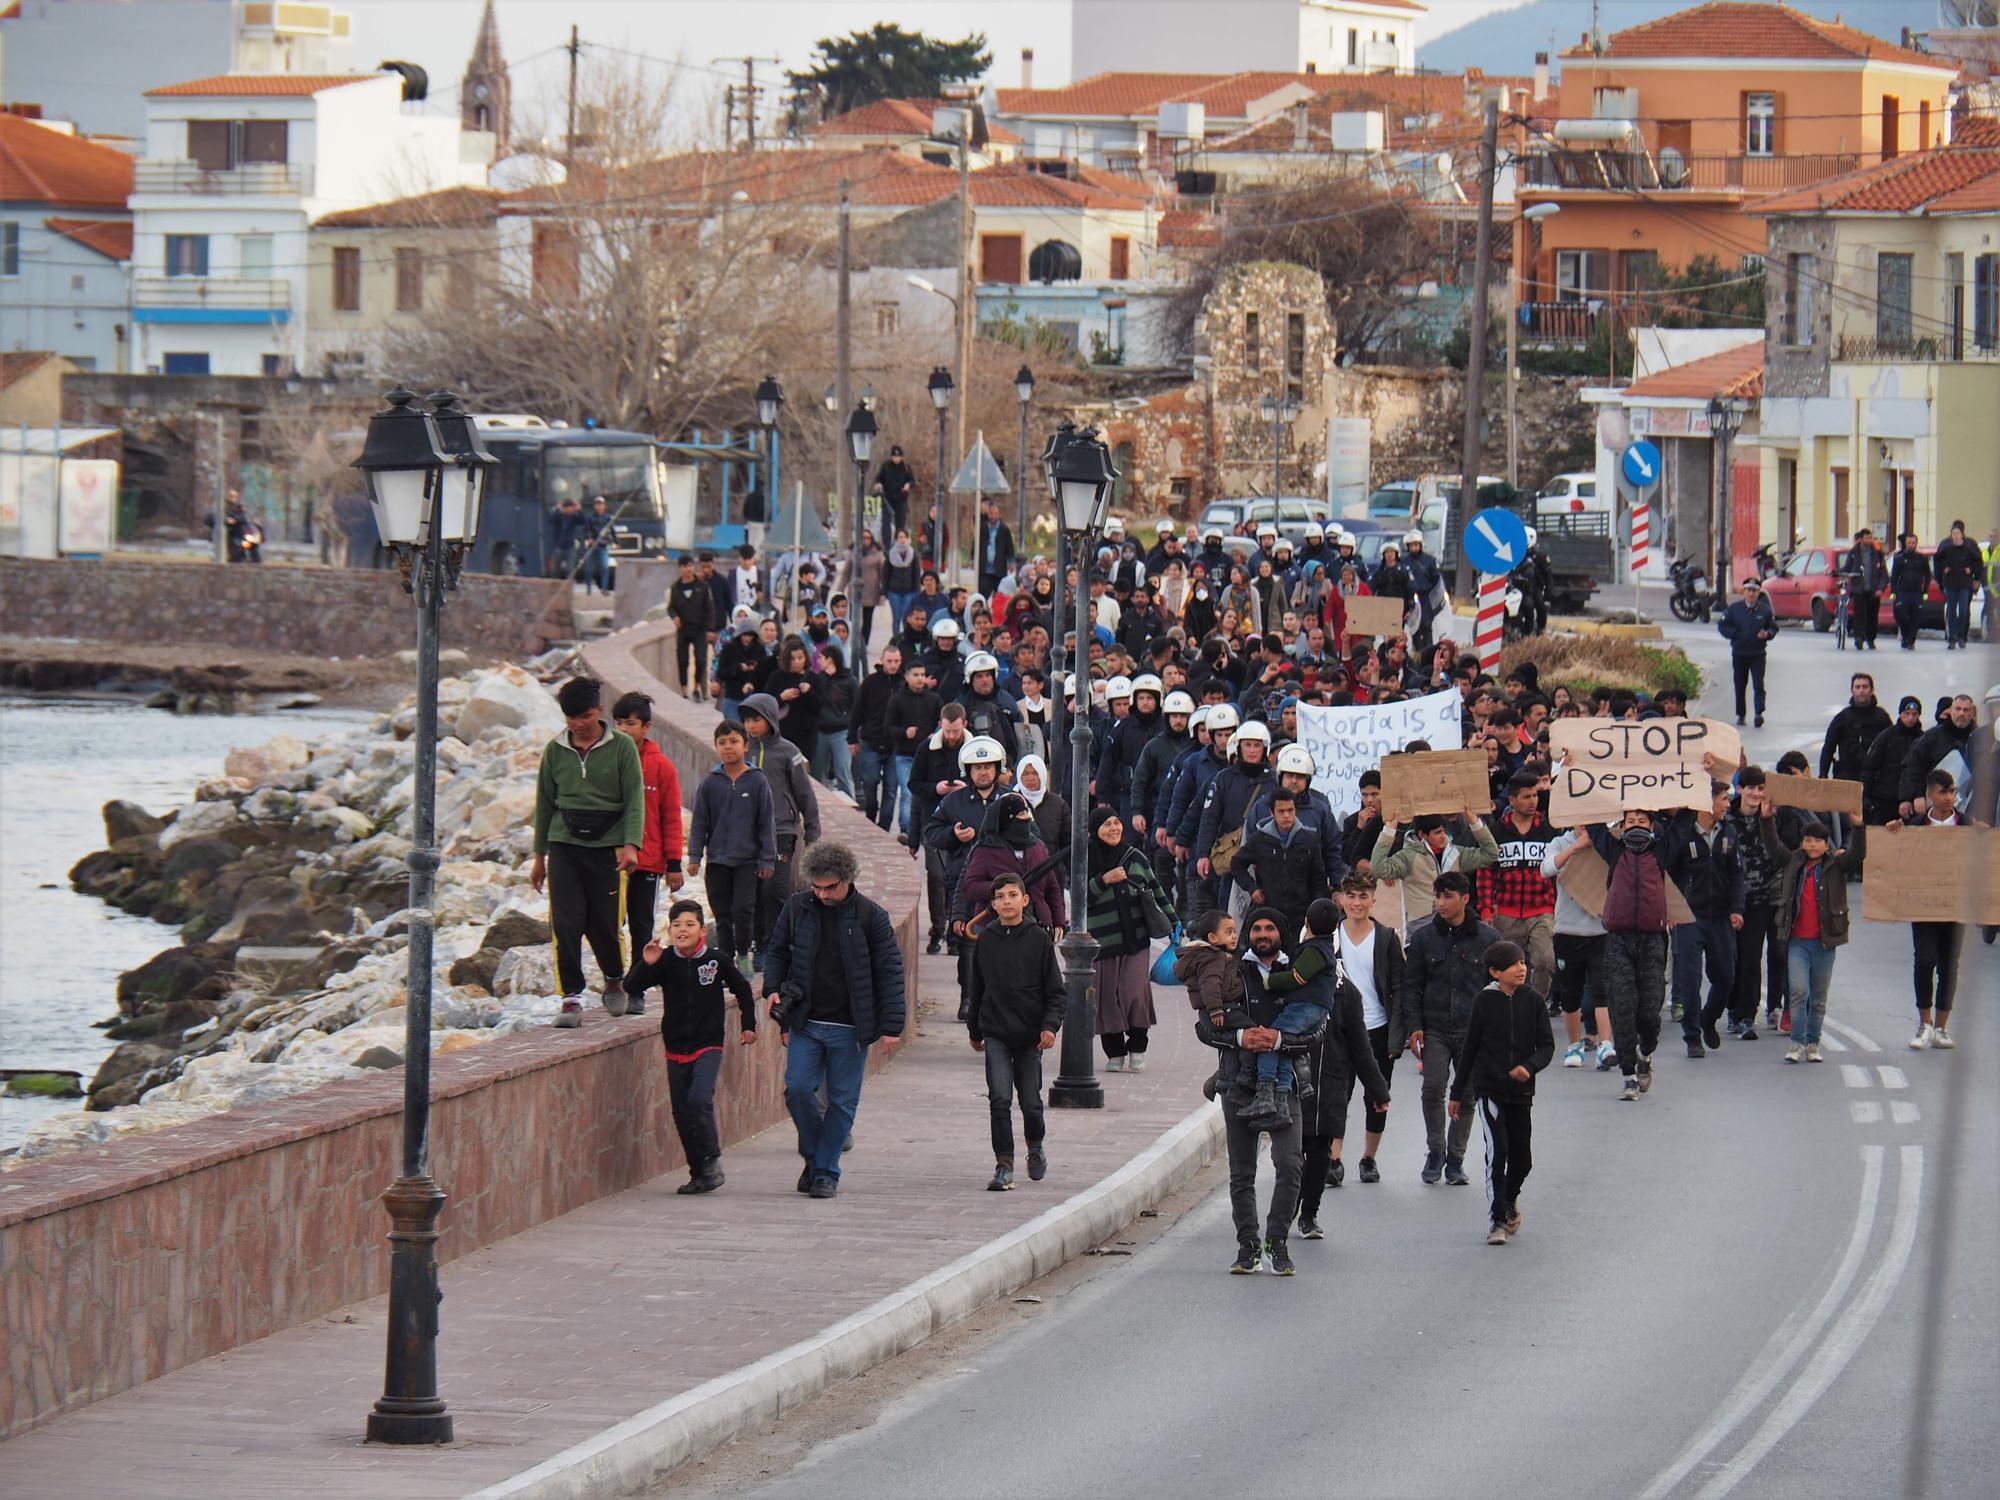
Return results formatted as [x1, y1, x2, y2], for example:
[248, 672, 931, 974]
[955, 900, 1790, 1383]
[537, 515, 1997, 1266]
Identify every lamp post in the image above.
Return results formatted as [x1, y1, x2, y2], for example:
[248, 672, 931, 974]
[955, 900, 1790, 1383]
[1258, 390, 1301, 503]
[1508, 201, 1561, 488]
[1048, 424, 1118, 1111]
[351, 386, 495, 1446]
[755, 372, 784, 525]
[927, 365, 953, 579]
[1041, 420, 1079, 824]
[845, 400, 877, 644]
[1014, 363, 1035, 550]
[1707, 394, 1744, 611]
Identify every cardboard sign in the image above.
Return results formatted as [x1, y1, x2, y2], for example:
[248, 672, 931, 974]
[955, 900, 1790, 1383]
[1767, 774, 1864, 818]
[1549, 717, 1742, 827]
[1342, 594, 1406, 639]
[1555, 842, 1696, 925]
[1297, 689, 1464, 816]
[1862, 826, 2000, 923]
[1380, 748, 1492, 824]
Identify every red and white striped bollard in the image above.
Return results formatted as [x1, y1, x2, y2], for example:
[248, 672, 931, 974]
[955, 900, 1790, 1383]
[1631, 500, 1650, 579]
[1476, 572, 1506, 673]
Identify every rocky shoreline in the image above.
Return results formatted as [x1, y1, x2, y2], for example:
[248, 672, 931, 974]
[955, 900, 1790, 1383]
[14, 658, 647, 1168]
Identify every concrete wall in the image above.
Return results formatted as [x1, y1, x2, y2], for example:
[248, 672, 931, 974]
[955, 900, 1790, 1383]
[0, 556, 575, 660]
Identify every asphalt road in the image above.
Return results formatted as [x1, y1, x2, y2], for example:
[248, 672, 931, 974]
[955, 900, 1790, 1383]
[668, 625, 1999, 1500]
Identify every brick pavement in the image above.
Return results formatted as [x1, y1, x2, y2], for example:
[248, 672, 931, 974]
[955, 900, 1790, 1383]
[2, 954, 1212, 1499]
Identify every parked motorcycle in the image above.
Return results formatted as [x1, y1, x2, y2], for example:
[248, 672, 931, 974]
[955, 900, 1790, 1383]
[1751, 541, 1794, 583]
[1668, 557, 1710, 622]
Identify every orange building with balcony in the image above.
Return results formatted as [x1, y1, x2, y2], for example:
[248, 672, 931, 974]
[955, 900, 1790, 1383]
[1514, 3, 1958, 342]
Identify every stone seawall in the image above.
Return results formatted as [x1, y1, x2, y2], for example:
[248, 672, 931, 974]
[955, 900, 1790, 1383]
[0, 556, 574, 660]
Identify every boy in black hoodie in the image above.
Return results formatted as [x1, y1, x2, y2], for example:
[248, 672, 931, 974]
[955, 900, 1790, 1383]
[966, 874, 1065, 1192]
[624, 899, 757, 1194]
[1449, 940, 1554, 1245]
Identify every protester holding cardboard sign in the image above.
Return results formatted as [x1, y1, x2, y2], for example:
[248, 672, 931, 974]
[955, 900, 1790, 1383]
[1767, 774, 1864, 819]
[1379, 749, 1493, 824]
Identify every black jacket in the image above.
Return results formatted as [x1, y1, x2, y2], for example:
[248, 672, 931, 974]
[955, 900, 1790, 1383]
[851, 666, 902, 750]
[1889, 546, 1932, 598]
[1130, 729, 1190, 832]
[1898, 719, 1974, 803]
[622, 941, 754, 1055]
[1840, 543, 1887, 593]
[715, 634, 772, 703]
[669, 574, 716, 633]
[1395, 910, 1500, 1050]
[1820, 699, 1889, 782]
[1194, 950, 1330, 1094]
[1449, 983, 1555, 1104]
[1718, 596, 1777, 658]
[1863, 719, 1924, 817]
[885, 685, 941, 759]
[1664, 811, 1746, 920]
[966, 919, 1065, 1047]
[1932, 538, 1983, 592]
[975, 517, 1016, 580]
[762, 888, 906, 1045]
[1299, 982, 1391, 1136]
[1232, 822, 1328, 930]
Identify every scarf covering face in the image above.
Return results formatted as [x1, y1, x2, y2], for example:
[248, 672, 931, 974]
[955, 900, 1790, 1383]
[1088, 804, 1126, 874]
[888, 539, 915, 567]
[1018, 753, 1051, 806]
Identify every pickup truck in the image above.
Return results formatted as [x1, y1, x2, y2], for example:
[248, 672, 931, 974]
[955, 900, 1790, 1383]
[1422, 486, 1612, 614]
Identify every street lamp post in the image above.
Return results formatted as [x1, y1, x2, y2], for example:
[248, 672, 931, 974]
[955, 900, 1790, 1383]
[1014, 364, 1035, 550]
[1047, 424, 1118, 1112]
[1258, 390, 1301, 502]
[927, 366, 954, 579]
[1508, 201, 1562, 488]
[1707, 395, 1744, 611]
[845, 399, 877, 651]
[351, 386, 495, 1445]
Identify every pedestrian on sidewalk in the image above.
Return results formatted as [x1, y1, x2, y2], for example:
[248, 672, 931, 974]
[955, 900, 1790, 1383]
[1889, 769, 1967, 1052]
[686, 720, 776, 971]
[1760, 803, 1866, 1064]
[532, 677, 646, 1028]
[1934, 519, 1983, 649]
[1448, 940, 1554, 1246]
[669, 554, 717, 700]
[966, 873, 1064, 1192]
[716, 611, 770, 721]
[1587, 810, 1674, 1100]
[849, 642, 904, 827]
[853, 530, 885, 668]
[1086, 804, 1173, 1073]
[1541, 828, 1615, 1073]
[1717, 577, 1777, 727]
[762, 841, 906, 1199]
[1839, 530, 1886, 649]
[810, 644, 858, 798]
[1393, 871, 1497, 1185]
[740, 692, 822, 960]
[611, 691, 686, 1017]
[1888, 532, 1931, 648]
[623, 900, 756, 1193]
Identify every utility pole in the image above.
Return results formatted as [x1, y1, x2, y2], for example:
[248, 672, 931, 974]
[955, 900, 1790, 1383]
[564, 25, 580, 166]
[714, 56, 779, 150]
[954, 102, 974, 584]
[1455, 97, 1499, 601]
[836, 178, 853, 534]
[722, 85, 734, 150]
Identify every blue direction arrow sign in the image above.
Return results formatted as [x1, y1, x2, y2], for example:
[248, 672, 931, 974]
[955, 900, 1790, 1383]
[1621, 439, 1662, 490]
[1463, 506, 1529, 574]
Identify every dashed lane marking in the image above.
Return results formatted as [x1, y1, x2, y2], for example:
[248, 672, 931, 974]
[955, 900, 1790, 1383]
[1850, 1101, 1883, 1125]
[1840, 1065, 1871, 1090]
[1823, 1018, 1881, 1054]
[1876, 1065, 1908, 1090]
[1819, 1035, 1848, 1053]
[1890, 1101, 1921, 1125]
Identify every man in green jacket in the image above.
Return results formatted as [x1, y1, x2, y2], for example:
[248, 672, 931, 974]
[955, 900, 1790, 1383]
[532, 676, 646, 1027]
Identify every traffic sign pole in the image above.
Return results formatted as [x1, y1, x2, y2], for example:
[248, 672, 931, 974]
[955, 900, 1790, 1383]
[1476, 572, 1506, 672]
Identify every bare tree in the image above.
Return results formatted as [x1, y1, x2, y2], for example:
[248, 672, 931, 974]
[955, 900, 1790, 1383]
[252, 393, 377, 561]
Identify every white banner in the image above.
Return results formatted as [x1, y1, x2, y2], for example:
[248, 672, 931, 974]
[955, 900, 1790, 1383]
[60, 459, 119, 554]
[1296, 688, 1464, 816]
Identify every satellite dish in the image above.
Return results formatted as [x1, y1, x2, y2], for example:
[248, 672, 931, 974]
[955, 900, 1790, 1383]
[1658, 146, 1687, 188]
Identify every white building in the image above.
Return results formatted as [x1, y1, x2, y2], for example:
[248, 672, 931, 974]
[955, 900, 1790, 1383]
[0, 0, 355, 138]
[1069, 0, 1423, 80]
[129, 71, 492, 376]
[0, 114, 133, 371]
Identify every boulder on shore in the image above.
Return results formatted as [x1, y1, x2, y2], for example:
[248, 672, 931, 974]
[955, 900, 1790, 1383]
[453, 664, 564, 742]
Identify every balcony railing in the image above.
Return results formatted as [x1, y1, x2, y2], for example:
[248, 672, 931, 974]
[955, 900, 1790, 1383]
[131, 160, 313, 196]
[1835, 333, 2000, 363]
[134, 275, 291, 311]
[1519, 150, 1858, 195]
[1520, 299, 1603, 347]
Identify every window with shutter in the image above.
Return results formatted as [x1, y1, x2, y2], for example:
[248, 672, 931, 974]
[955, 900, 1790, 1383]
[980, 233, 1023, 283]
[1110, 236, 1130, 280]
[241, 120, 287, 163]
[188, 120, 232, 169]
[332, 245, 360, 311]
[395, 246, 423, 311]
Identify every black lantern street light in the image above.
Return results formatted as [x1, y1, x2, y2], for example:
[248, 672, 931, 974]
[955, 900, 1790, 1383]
[351, 386, 496, 1446]
[1047, 424, 1118, 1111]
[1013, 364, 1036, 548]
[1040, 419, 1079, 818]
[845, 399, 877, 595]
[1258, 390, 1302, 504]
[927, 366, 954, 577]
[1707, 394, 1745, 611]
[755, 374, 785, 529]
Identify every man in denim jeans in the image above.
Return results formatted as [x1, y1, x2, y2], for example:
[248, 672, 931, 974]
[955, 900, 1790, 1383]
[761, 841, 906, 1198]
[848, 644, 905, 827]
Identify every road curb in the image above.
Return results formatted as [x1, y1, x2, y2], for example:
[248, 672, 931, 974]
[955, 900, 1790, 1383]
[467, 1102, 1225, 1500]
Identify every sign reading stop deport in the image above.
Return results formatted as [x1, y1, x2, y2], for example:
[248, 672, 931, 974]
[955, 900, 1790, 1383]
[1549, 717, 1743, 826]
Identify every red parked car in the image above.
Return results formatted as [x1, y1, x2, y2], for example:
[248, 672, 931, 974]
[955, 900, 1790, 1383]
[1761, 544, 1944, 631]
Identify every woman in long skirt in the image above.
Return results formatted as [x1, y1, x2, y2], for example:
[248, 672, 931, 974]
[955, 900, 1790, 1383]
[1085, 804, 1172, 1072]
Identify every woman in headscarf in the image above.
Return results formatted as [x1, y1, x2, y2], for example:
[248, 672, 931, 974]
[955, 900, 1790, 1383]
[957, 792, 1066, 935]
[1182, 560, 1217, 642]
[1016, 753, 1070, 859]
[1157, 557, 1191, 622]
[1086, 804, 1173, 1072]
[883, 528, 922, 636]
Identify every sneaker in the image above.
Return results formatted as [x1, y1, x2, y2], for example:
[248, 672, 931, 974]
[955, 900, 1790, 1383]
[1785, 1044, 1805, 1063]
[1755, 713, 1765, 728]
[1619, 1075, 1641, 1101]
[1444, 1156, 1470, 1187]
[1806, 1044, 1824, 1063]
[554, 996, 585, 1028]
[987, 1165, 1015, 1192]
[1267, 1239, 1295, 1275]
[1909, 1024, 1934, 1051]
[1358, 1156, 1380, 1183]
[1328, 1158, 1344, 1188]
[1701, 1022, 1722, 1052]
[1563, 1040, 1587, 1069]
[1421, 1150, 1444, 1185]
[1487, 1223, 1510, 1246]
[1738, 1020, 1757, 1041]
[1596, 1042, 1617, 1071]
[601, 981, 628, 1017]
[1105, 1055, 1127, 1073]
[1547, 996, 1563, 1017]
[926, 934, 943, 955]
[1128, 1054, 1147, 1073]
[1686, 1039, 1706, 1059]
[1638, 1054, 1655, 1093]
[1932, 1028, 1955, 1050]
[1298, 1215, 1325, 1240]
[1506, 1206, 1523, 1235]
[1779, 1008, 1792, 1035]
[1671, 1000, 1684, 1024]
[1027, 1147, 1047, 1181]
[1230, 1242, 1261, 1274]
[808, 1175, 839, 1198]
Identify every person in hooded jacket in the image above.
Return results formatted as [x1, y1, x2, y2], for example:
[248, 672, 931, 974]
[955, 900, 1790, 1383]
[715, 612, 771, 721]
[957, 792, 1066, 936]
[1394, 871, 1498, 1184]
[1726, 767, 1796, 1038]
[1863, 695, 1927, 825]
[1192, 721, 1276, 917]
[762, 639, 820, 758]
[1096, 676, 1164, 822]
[1760, 806, 1866, 1062]
[1232, 788, 1329, 943]
[1130, 691, 1193, 841]
[739, 692, 823, 959]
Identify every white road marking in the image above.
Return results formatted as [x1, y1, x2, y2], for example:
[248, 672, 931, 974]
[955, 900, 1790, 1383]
[1694, 1146, 1923, 1500]
[1823, 1018, 1881, 1054]
[1876, 1065, 1908, 1090]
[1850, 1101, 1883, 1125]
[1819, 1035, 1848, 1053]
[1891, 1101, 1921, 1125]
[1636, 1146, 1884, 1500]
[1839, 1064, 1871, 1090]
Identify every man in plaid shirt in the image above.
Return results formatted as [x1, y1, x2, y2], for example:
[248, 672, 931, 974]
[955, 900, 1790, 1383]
[1481, 772, 1559, 1001]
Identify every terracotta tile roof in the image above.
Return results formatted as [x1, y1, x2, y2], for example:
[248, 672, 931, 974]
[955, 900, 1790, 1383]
[0, 114, 133, 209]
[1954, 115, 2000, 147]
[0, 351, 57, 390]
[1752, 141, 2000, 215]
[1563, 3, 1946, 69]
[995, 72, 1236, 119]
[810, 98, 1022, 145]
[1157, 208, 1221, 248]
[144, 73, 380, 97]
[44, 215, 132, 260]
[313, 186, 504, 228]
[1624, 340, 1764, 400]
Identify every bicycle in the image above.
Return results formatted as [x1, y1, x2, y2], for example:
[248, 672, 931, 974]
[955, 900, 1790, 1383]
[1832, 571, 1852, 652]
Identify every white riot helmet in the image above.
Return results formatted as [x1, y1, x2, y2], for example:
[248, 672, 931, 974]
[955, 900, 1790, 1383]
[1525, 525, 1539, 549]
[932, 616, 961, 641]
[1188, 705, 1211, 732]
[1231, 720, 1273, 759]
[1132, 672, 1164, 697]
[1334, 529, 1354, 548]
[1107, 675, 1134, 700]
[1403, 529, 1423, 547]
[1275, 743, 1317, 777]
[1257, 523, 1279, 540]
[1203, 526, 1224, 543]
[958, 735, 1006, 768]
[1206, 704, 1241, 733]
[964, 650, 1000, 677]
[1303, 522, 1325, 542]
[1163, 690, 1196, 716]
[1158, 519, 1177, 535]
[1106, 518, 1126, 538]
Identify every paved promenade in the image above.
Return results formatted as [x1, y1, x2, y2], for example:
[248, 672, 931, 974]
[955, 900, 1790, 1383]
[4, 952, 1212, 1499]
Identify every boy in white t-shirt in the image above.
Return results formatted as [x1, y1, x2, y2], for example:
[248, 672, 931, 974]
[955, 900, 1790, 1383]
[1334, 871, 1405, 1185]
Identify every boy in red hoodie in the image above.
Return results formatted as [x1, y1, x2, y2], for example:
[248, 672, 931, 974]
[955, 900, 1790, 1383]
[613, 691, 686, 1016]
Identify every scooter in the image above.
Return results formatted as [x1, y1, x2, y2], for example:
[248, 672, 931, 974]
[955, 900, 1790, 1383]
[1751, 541, 1794, 583]
[1668, 557, 1710, 623]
